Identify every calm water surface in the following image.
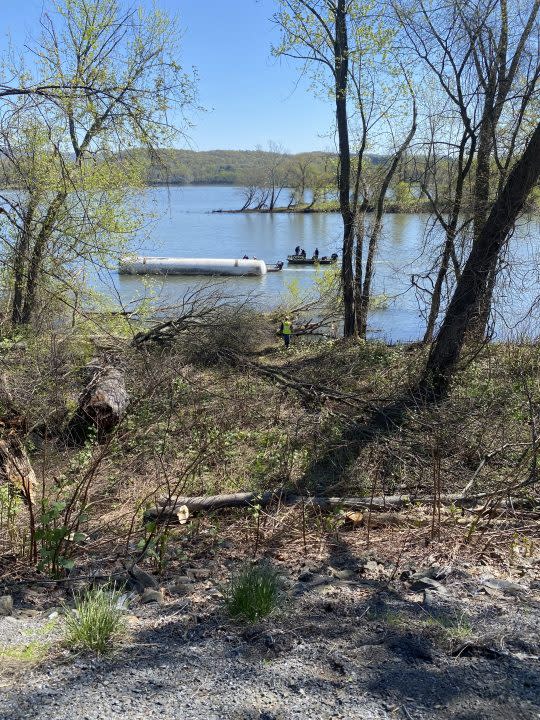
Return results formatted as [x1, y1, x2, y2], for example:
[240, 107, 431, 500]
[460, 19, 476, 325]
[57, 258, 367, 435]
[95, 185, 540, 342]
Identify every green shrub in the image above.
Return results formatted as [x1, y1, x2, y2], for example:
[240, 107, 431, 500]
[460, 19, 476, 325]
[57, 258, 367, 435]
[223, 562, 281, 623]
[64, 587, 126, 654]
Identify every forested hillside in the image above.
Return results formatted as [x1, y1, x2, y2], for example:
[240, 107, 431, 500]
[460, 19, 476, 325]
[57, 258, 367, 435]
[143, 148, 337, 185]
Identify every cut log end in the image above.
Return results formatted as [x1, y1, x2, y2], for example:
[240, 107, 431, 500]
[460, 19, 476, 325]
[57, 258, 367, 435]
[67, 361, 128, 443]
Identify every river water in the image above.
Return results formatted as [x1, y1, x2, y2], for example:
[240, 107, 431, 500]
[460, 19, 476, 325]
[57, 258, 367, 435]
[96, 185, 540, 342]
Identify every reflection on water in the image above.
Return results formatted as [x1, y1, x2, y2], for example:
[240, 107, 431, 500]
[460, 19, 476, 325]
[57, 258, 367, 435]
[92, 185, 540, 342]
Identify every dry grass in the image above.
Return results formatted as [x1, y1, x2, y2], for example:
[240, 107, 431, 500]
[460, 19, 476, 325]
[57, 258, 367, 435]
[0, 308, 538, 576]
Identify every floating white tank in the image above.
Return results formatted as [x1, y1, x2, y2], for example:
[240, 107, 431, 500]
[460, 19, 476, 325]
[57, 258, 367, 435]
[118, 256, 267, 277]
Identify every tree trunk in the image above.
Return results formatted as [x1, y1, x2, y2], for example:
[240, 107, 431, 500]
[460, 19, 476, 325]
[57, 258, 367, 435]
[354, 208, 365, 332]
[423, 229, 456, 344]
[473, 259, 499, 340]
[467, 103, 497, 341]
[357, 104, 416, 339]
[422, 121, 540, 395]
[423, 130, 473, 344]
[20, 191, 66, 325]
[334, 0, 356, 337]
[472, 107, 495, 242]
[11, 199, 37, 326]
[269, 184, 276, 211]
[358, 217, 380, 339]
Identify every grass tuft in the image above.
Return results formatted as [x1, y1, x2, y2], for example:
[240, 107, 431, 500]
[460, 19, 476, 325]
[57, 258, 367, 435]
[425, 610, 474, 642]
[223, 562, 281, 623]
[64, 586, 126, 654]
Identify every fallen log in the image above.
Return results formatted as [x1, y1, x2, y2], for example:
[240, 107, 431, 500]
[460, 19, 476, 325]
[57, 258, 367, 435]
[145, 491, 412, 522]
[145, 489, 539, 523]
[67, 360, 128, 443]
[0, 434, 36, 505]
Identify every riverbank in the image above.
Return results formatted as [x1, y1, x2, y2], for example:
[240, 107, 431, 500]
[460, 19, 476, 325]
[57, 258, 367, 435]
[0, 313, 538, 564]
[0, 316, 538, 717]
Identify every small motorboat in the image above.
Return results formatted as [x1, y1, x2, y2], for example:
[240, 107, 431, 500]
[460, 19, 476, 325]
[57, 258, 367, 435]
[266, 261, 284, 273]
[287, 253, 338, 266]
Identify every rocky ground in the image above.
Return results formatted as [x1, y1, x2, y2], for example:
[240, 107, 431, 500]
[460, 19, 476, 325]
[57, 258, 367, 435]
[1, 538, 539, 720]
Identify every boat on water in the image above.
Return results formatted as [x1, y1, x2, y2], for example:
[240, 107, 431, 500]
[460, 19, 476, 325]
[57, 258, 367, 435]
[287, 253, 338, 266]
[267, 261, 284, 273]
[118, 257, 269, 277]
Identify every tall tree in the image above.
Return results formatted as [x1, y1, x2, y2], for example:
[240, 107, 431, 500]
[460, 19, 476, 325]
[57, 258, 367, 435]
[274, 0, 357, 335]
[274, 0, 415, 337]
[349, 46, 417, 337]
[0, 0, 195, 326]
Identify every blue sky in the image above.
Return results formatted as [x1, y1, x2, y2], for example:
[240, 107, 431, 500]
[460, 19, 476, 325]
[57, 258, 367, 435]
[0, 0, 335, 153]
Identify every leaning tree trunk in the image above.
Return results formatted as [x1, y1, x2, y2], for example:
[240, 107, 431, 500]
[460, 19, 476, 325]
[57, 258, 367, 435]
[422, 121, 540, 396]
[423, 228, 457, 344]
[472, 259, 499, 340]
[67, 360, 128, 443]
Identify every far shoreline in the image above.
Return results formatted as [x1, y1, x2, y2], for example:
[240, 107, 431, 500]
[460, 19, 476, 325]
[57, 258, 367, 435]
[212, 203, 437, 215]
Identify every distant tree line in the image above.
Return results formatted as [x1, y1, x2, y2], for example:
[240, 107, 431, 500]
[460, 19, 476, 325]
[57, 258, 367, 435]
[137, 146, 428, 212]
[141, 147, 339, 193]
[137, 147, 540, 217]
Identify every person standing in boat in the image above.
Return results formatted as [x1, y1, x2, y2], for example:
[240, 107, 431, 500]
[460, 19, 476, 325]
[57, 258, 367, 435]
[294, 245, 300, 256]
[301, 249, 306, 258]
[279, 316, 293, 349]
[314, 247, 319, 259]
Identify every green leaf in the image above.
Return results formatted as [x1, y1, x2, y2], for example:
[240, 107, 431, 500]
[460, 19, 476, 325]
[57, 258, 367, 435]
[58, 557, 75, 570]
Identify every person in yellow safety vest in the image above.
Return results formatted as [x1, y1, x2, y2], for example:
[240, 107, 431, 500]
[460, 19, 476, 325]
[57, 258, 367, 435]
[279, 316, 293, 349]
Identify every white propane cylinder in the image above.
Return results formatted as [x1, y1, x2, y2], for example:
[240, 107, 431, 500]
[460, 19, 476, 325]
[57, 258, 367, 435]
[118, 257, 267, 277]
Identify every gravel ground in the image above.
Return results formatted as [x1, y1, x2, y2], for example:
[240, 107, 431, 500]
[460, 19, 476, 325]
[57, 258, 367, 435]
[0, 640, 390, 720]
[1, 560, 540, 719]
